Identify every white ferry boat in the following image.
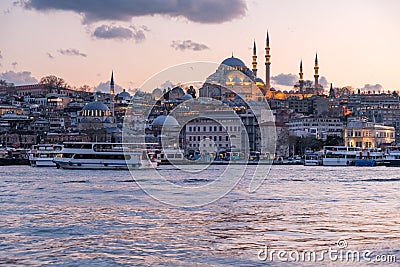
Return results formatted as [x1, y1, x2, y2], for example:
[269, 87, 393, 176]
[383, 146, 400, 167]
[158, 148, 185, 163]
[53, 142, 157, 170]
[322, 146, 362, 166]
[304, 152, 322, 166]
[29, 144, 63, 167]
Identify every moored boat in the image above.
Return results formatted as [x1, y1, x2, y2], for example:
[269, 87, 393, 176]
[53, 142, 157, 170]
[322, 146, 361, 166]
[304, 152, 322, 166]
[29, 144, 63, 167]
[383, 146, 400, 167]
[354, 149, 384, 167]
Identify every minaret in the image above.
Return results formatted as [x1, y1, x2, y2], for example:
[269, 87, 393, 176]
[299, 59, 304, 93]
[329, 83, 335, 98]
[252, 40, 257, 77]
[265, 31, 271, 91]
[314, 53, 319, 95]
[110, 71, 115, 121]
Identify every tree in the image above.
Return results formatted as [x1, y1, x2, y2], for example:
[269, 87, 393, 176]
[39, 75, 67, 89]
[78, 84, 93, 92]
[333, 86, 354, 98]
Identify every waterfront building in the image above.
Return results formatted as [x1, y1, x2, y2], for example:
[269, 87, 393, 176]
[344, 118, 395, 148]
[184, 110, 242, 154]
[288, 116, 343, 140]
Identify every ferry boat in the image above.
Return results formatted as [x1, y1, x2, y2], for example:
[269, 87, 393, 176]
[383, 146, 400, 167]
[29, 144, 63, 167]
[0, 147, 30, 166]
[53, 142, 157, 170]
[354, 149, 384, 167]
[322, 146, 362, 166]
[158, 148, 185, 163]
[304, 152, 322, 166]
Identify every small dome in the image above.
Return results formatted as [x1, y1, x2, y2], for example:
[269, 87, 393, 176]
[182, 93, 193, 100]
[152, 115, 179, 127]
[152, 88, 163, 96]
[82, 101, 109, 111]
[255, 77, 265, 83]
[118, 89, 131, 99]
[170, 86, 185, 95]
[221, 56, 246, 68]
[134, 91, 145, 97]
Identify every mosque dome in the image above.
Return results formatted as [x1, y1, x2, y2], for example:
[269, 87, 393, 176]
[152, 88, 163, 96]
[81, 101, 110, 117]
[118, 89, 131, 99]
[152, 115, 179, 127]
[255, 77, 265, 84]
[134, 90, 145, 98]
[182, 93, 193, 100]
[221, 56, 246, 68]
[82, 101, 109, 111]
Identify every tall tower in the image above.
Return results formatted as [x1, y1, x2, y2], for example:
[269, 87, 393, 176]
[329, 83, 335, 98]
[110, 71, 115, 121]
[314, 53, 319, 95]
[265, 31, 271, 91]
[252, 40, 257, 77]
[299, 59, 304, 93]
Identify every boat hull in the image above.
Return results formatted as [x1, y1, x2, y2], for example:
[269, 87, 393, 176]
[383, 160, 400, 167]
[54, 159, 156, 170]
[0, 158, 30, 166]
[322, 158, 353, 166]
[354, 159, 376, 167]
[30, 158, 56, 167]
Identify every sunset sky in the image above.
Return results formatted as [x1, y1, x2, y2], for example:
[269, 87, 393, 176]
[0, 0, 399, 93]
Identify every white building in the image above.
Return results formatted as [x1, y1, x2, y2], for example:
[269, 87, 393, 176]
[184, 110, 243, 153]
[344, 118, 395, 148]
[288, 116, 343, 140]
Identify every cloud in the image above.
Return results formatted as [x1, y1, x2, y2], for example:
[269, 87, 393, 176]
[171, 40, 209, 51]
[93, 24, 147, 42]
[360, 84, 383, 92]
[0, 70, 38, 85]
[46, 52, 54, 59]
[12, 62, 18, 69]
[58, 48, 87, 57]
[0, 50, 2, 67]
[94, 81, 124, 93]
[160, 80, 175, 89]
[271, 73, 298, 86]
[23, 0, 247, 24]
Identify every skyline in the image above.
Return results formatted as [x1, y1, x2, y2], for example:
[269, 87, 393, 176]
[0, 0, 399, 93]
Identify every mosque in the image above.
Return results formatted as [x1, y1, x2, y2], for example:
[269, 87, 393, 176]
[199, 32, 321, 101]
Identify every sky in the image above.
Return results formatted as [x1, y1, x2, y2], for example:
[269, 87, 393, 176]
[0, 0, 399, 93]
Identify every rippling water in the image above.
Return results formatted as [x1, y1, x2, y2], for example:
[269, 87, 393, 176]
[1, 165, 400, 266]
